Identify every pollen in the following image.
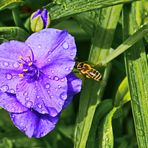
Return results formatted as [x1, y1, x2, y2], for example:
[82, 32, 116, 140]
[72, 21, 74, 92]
[28, 62, 33, 66]
[19, 63, 23, 67]
[18, 55, 23, 60]
[18, 74, 24, 77]
[23, 69, 28, 72]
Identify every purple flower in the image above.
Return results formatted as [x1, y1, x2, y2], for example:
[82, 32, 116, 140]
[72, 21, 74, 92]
[31, 9, 50, 32]
[0, 28, 82, 138]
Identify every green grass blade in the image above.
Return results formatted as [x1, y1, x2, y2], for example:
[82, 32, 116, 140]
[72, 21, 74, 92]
[114, 77, 130, 107]
[101, 24, 148, 65]
[123, 1, 148, 147]
[45, 0, 137, 20]
[0, 27, 29, 41]
[0, 0, 23, 10]
[74, 5, 122, 148]
[98, 107, 117, 148]
[86, 99, 113, 148]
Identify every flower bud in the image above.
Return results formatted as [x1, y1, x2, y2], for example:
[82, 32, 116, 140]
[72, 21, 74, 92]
[30, 9, 50, 32]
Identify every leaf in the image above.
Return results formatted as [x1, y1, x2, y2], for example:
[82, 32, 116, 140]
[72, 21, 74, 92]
[0, 0, 24, 10]
[0, 27, 29, 41]
[87, 99, 113, 148]
[114, 77, 131, 107]
[101, 24, 148, 65]
[98, 107, 117, 148]
[74, 5, 122, 148]
[123, 1, 148, 147]
[45, 0, 137, 20]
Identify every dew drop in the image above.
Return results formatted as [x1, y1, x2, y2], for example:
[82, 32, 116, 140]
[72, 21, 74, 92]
[54, 76, 59, 81]
[45, 83, 50, 89]
[48, 107, 58, 116]
[23, 92, 28, 96]
[41, 110, 46, 114]
[50, 95, 54, 98]
[70, 53, 74, 56]
[0, 85, 9, 92]
[36, 95, 40, 98]
[4, 62, 9, 67]
[9, 89, 15, 93]
[58, 85, 61, 88]
[65, 67, 69, 71]
[51, 70, 54, 74]
[25, 101, 33, 107]
[6, 73, 12, 80]
[37, 104, 42, 108]
[61, 78, 65, 82]
[60, 92, 67, 100]
[59, 101, 63, 105]
[48, 58, 51, 62]
[63, 42, 69, 49]
[13, 63, 19, 68]
[38, 45, 41, 48]
[25, 97, 30, 101]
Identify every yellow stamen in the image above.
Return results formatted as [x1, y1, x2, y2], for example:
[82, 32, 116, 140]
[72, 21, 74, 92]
[18, 74, 24, 77]
[28, 62, 33, 66]
[27, 55, 31, 58]
[18, 55, 22, 60]
[23, 69, 28, 72]
[19, 63, 23, 67]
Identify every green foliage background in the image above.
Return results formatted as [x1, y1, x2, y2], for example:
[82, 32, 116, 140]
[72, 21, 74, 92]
[0, 0, 148, 148]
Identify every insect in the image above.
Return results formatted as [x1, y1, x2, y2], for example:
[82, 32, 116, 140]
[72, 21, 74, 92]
[76, 62, 102, 81]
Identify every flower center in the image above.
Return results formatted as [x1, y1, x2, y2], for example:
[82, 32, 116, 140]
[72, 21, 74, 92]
[18, 55, 42, 83]
[23, 64, 41, 83]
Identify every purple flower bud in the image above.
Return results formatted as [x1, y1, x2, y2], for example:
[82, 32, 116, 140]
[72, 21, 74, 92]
[31, 9, 50, 32]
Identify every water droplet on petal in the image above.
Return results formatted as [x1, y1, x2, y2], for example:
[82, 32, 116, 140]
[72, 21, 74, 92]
[51, 70, 54, 74]
[23, 92, 28, 96]
[6, 73, 12, 80]
[13, 63, 19, 68]
[58, 85, 61, 89]
[25, 101, 33, 107]
[54, 76, 59, 81]
[45, 83, 50, 89]
[38, 45, 41, 48]
[0, 85, 9, 92]
[65, 67, 69, 71]
[70, 53, 74, 56]
[41, 110, 46, 114]
[63, 42, 69, 49]
[9, 89, 15, 93]
[37, 104, 42, 108]
[59, 101, 63, 105]
[60, 92, 67, 100]
[48, 58, 51, 62]
[50, 95, 54, 98]
[25, 97, 30, 101]
[4, 62, 9, 67]
[36, 95, 40, 98]
[61, 78, 65, 82]
[48, 107, 58, 116]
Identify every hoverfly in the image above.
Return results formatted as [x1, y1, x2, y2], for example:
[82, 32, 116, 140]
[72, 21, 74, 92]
[76, 62, 102, 81]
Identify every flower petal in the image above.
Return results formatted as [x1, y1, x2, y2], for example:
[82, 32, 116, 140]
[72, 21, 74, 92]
[10, 110, 58, 138]
[0, 69, 20, 93]
[0, 40, 33, 70]
[16, 77, 68, 117]
[10, 110, 37, 138]
[63, 73, 82, 109]
[25, 29, 76, 78]
[0, 92, 27, 113]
